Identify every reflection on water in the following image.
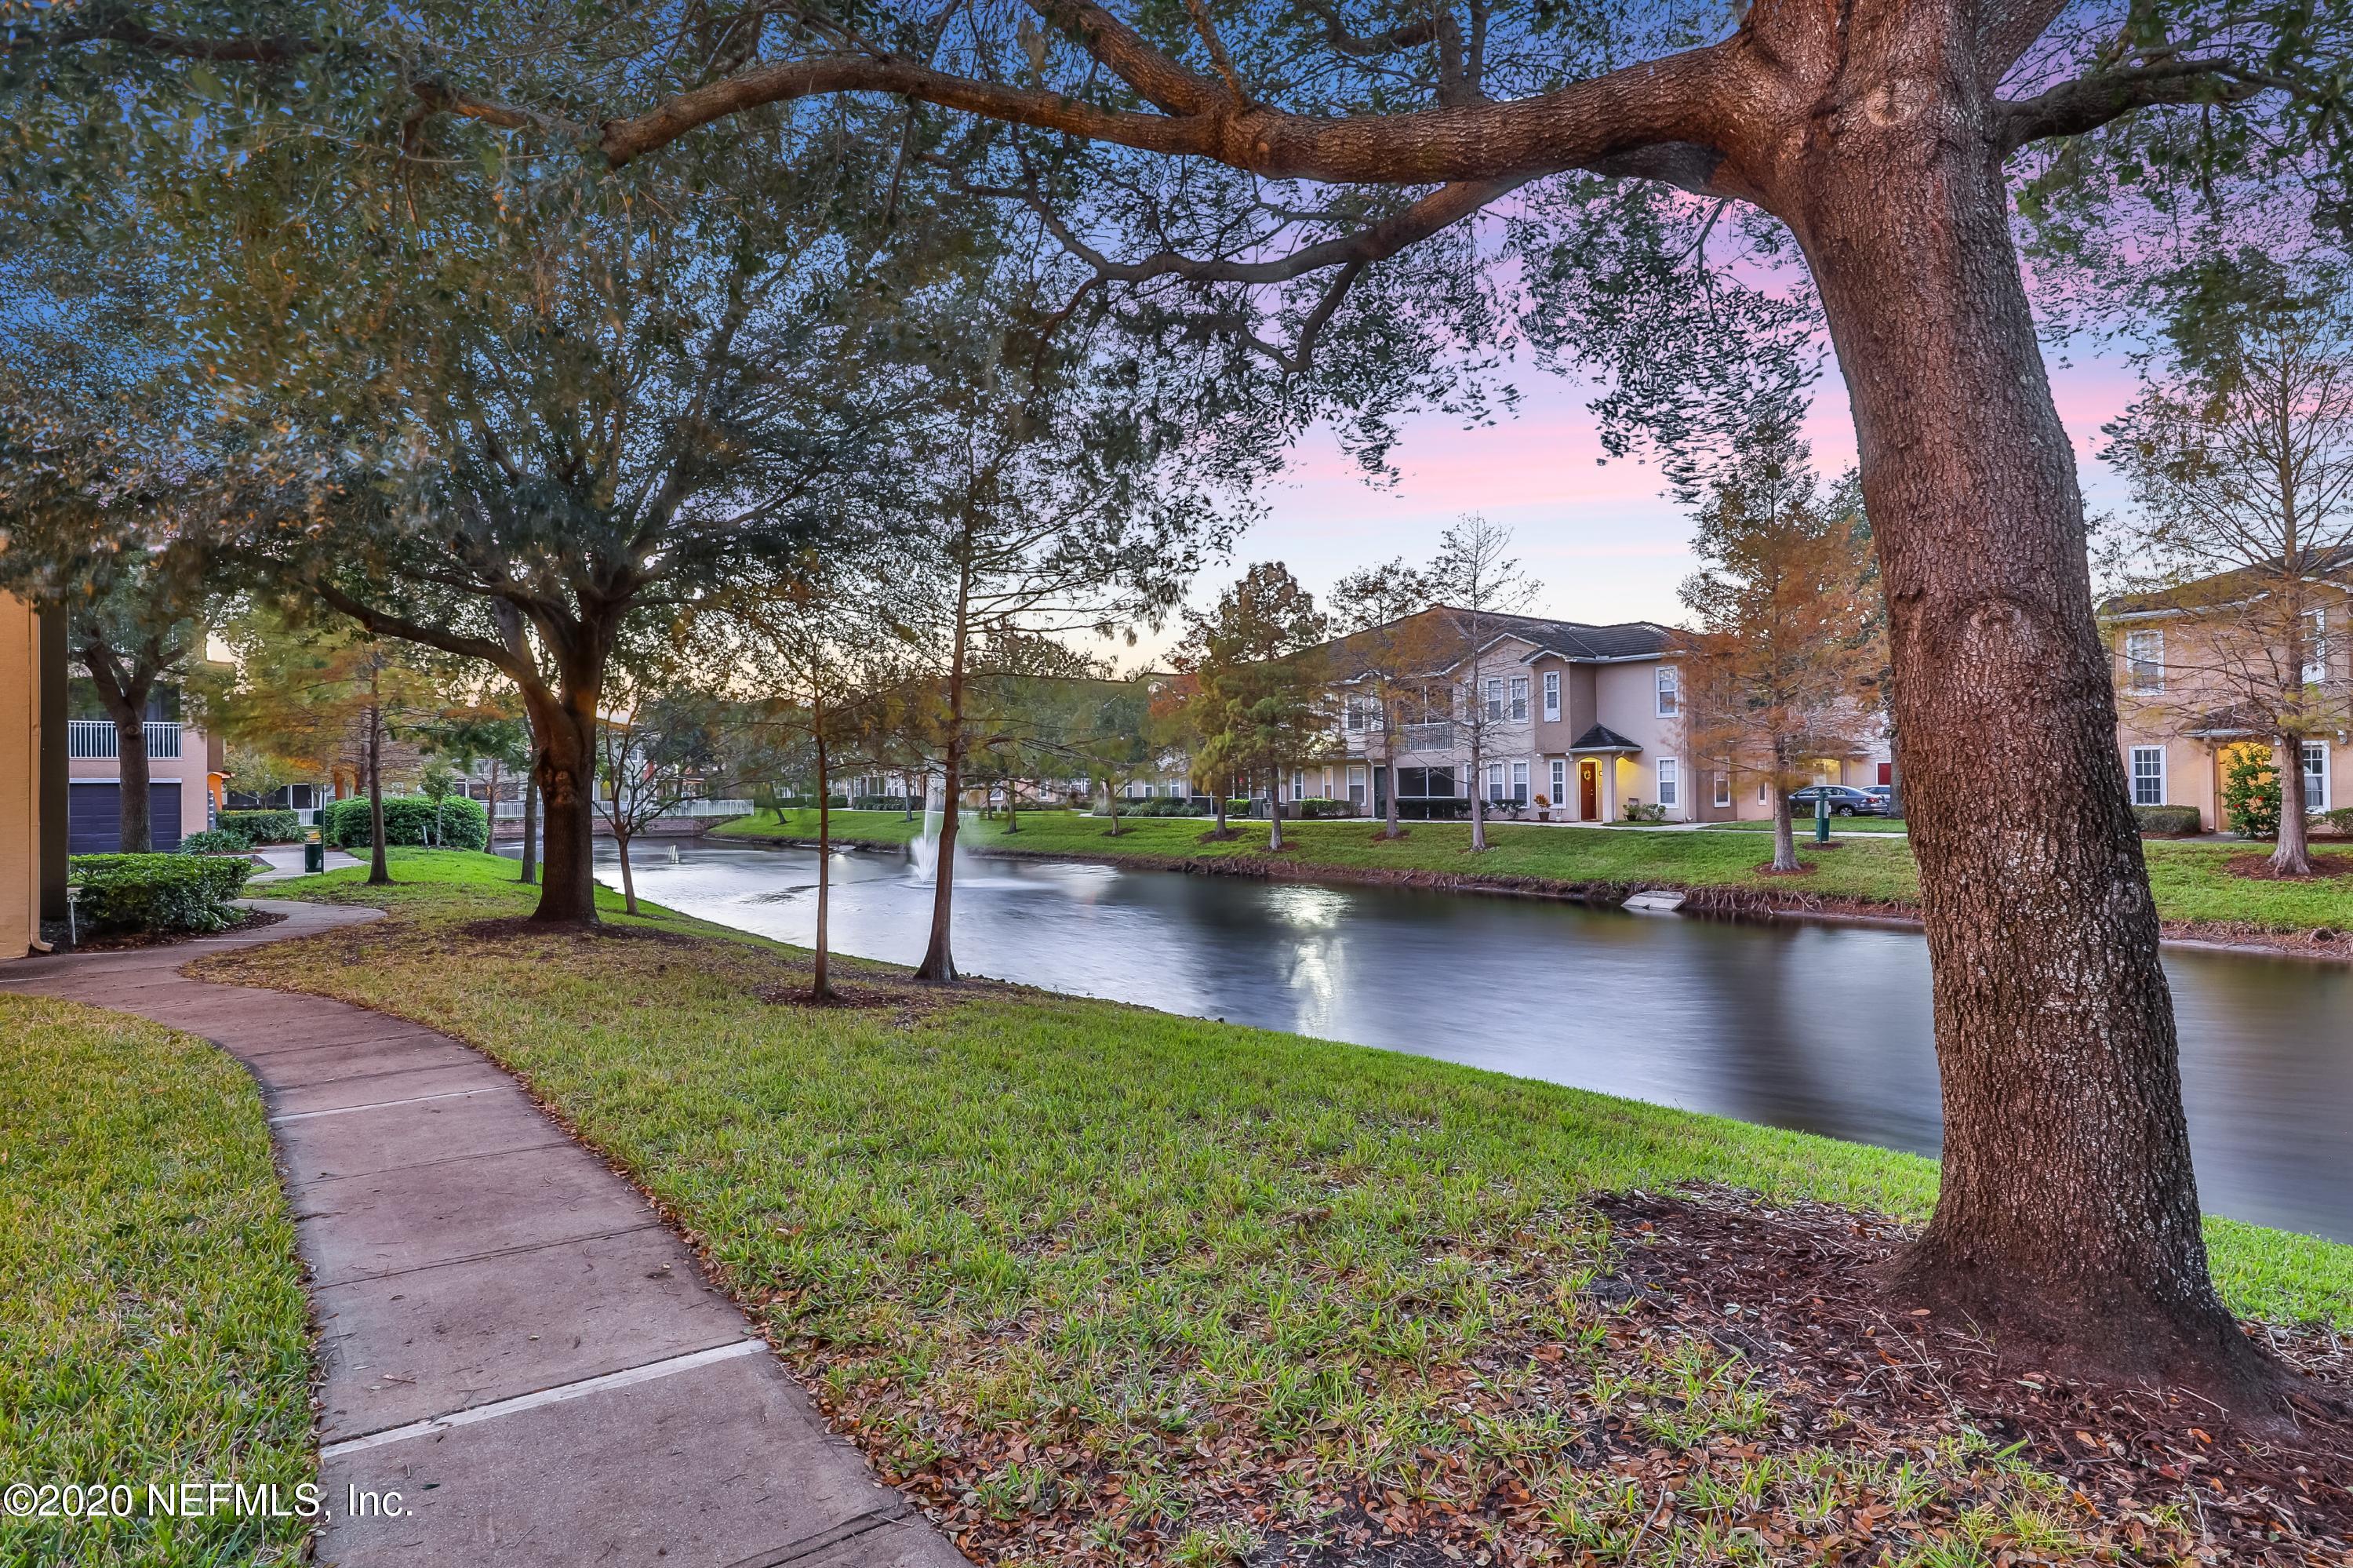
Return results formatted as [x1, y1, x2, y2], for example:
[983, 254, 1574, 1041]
[544, 838, 2353, 1242]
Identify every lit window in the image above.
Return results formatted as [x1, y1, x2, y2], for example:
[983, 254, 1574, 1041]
[1508, 676, 1529, 721]
[2304, 740, 2329, 812]
[1543, 670, 1560, 720]
[2129, 746, 2165, 808]
[2125, 630, 2164, 693]
[1655, 667, 1679, 716]
[1657, 759, 1678, 808]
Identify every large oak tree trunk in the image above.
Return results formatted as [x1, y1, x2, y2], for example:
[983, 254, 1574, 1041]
[1784, 101, 2277, 1403]
[528, 690, 602, 924]
[519, 768, 539, 886]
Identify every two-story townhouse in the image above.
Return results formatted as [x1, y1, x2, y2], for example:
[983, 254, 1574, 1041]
[1300, 607, 1888, 822]
[2104, 570, 2353, 831]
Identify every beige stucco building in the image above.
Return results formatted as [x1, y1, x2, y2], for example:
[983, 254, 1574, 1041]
[2106, 585, 2353, 831]
[1307, 609, 1886, 823]
[1, 592, 67, 959]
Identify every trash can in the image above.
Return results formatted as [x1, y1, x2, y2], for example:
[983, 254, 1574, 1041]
[304, 832, 325, 874]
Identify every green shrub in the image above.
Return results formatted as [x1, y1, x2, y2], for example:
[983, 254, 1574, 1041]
[1621, 799, 1670, 824]
[2221, 748, 2280, 838]
[2132, 804, 2202, 836]
[324, 794, 490, 851]
[177, 828, 255, 856]
[1289, 797, 1352, 820]
[217, 808, 301, 843]
[70, 853, 253, 934]
[2320, 806, 2353, 838]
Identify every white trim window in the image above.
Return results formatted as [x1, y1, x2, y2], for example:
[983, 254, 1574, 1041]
[1655, 666, 1679, 716]
[1758, 782, 1769, 805]
[2304, 609, 2329, 686]
[1484, 678, 1505, 722]
[1550, 757, 1566, 805]
[1656, 758, 1679, 809]
[1714, 770, 1732, 809]
[1508, 675, 1529, 722]
[1291, 769, 1306, 802]
[1486, 761, 1509, 802]
[1511, 760, 1529, 806]
[2304, 740, 2329, 812]
[1542, 669, 1561, 721]
[2129, 745, 2166, 808]
[2125, 629, 2164, 693]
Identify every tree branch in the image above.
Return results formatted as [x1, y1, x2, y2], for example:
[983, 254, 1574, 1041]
[597, 42, 1735, 184]
[2, 9, 311, 61]
[310, 581, 525, 678]
[1998, 58, 2275, 151]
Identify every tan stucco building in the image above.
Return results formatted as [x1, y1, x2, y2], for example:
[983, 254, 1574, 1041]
[1, 591, 67, 959]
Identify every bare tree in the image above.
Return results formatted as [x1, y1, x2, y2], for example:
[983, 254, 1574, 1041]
[2101, 263, 2353, 875]
[594, 678, 722, 917]
[1327, 561, 1440, 839]
[1427, 517, 1535, 852]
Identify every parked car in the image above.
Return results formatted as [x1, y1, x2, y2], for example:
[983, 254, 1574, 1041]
[1865, 784, 1899, 813]
[1788, 784, 1887, 817]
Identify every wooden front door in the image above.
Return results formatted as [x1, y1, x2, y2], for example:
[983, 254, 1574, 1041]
[1577, 759, 1598, 820]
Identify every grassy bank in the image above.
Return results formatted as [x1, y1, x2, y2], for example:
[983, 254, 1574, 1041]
[713, 806, 2353, 937]
[212, 851, 2353, 1562]
[0, 996, 315, 1567]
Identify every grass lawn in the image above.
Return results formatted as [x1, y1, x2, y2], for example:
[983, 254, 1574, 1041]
[208, 850, 2353, 1563]
[1700, 817, 1912, 835]
[0, 996, 315, 1568]
[713, 806, 2353, 936]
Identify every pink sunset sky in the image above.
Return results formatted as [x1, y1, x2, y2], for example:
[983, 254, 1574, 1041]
[1112, 345, 2146, 666]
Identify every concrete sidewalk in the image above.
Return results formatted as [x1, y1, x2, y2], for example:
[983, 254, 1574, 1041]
[2, 900, 961, 1568]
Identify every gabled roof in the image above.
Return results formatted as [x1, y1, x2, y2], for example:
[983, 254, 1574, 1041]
[1567, 724, 1642, 753]
[2099, 551, 2353, 619]
[1316, 607, 1674, 681]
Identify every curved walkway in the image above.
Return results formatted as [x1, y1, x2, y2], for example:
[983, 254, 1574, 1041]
[2, 900, 961, 1568]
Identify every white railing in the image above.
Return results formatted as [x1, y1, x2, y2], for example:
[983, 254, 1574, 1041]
[1397, 721, 1457, 753]
[67, 719, 182, 759]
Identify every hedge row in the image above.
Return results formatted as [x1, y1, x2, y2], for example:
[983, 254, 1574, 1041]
[217, 809, 302, 844]
[2132, 804, 2203, 836]
[324, 795, 490, 852]
[70, 853, 253, 935]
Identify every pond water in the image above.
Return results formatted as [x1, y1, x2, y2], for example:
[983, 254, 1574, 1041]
[553, 836, 2353, 1243]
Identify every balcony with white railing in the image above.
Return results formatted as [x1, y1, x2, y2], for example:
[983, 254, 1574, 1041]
[67, 719, 183, 760]
[1395, 721, 1457, 754]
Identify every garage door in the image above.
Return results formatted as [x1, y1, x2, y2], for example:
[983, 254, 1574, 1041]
[67, 782, 186, 853]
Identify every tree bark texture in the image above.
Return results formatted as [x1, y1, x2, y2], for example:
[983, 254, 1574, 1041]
[916, 553, 972, 983]
[1776, 73, 2273, 1399]
[615, 825, 638, 915]
[2272, 736, 2312, 875]
[813, 725, 831, 1001]
[526, 686, 602, 923]
[1267, 779, 1284, 851]
[82, 649, 155, 853]
[1770, 784, 1798, 875]
[365, 686, 389, 886]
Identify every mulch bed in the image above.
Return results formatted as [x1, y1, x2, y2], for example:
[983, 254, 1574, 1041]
[788, 1185, 2352, 1567]
[64, 906, 289, 951]
[2225, 854, 2353, 882]
[1588, 1189, 2353, 1561]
